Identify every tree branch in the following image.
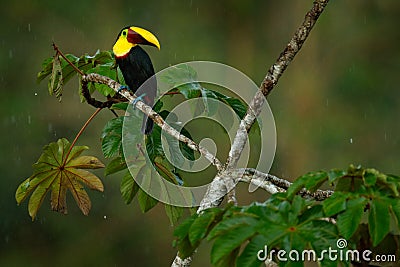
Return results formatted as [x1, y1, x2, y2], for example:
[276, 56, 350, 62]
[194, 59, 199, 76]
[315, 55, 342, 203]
[81, 73, 223, 170]
[239, 168, 333, 200]
[196, 0, 330, 215]
[226, 0, 330, 170]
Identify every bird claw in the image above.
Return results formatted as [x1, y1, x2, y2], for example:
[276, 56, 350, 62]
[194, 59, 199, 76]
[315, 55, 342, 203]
[117, 85, 130, 94]
[131, 93, 146, 109]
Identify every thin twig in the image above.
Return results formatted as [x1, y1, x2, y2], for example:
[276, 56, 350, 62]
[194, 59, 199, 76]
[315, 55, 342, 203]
[52, 43, 84, 76]
[62, 107, 102, 166]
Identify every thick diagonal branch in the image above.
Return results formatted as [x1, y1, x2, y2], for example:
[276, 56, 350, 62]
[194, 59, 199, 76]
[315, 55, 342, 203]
[226, 0, 330, 170]
[174, 1, 331, 265]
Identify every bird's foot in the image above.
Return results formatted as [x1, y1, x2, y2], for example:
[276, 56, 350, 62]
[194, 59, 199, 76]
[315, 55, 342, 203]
[131, 93, 146, 109]
[117, 85, 130, 94]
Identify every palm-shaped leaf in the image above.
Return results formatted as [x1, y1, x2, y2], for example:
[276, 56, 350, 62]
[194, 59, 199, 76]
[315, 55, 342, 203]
[16, 138, 105, 220]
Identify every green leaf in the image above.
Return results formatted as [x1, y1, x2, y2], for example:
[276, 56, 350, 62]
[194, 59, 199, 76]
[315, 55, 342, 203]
[137, 188, 158, 213]
[120, 171, 139, 204]
[135, 164, 159, 212]
[15, 138, 104, 220]
[102, 134, 122, 158]
[369, 198, 391, 246]
[222, 97, 247, 119]
[390, 199, 400, 224]
[173, 214, 198, 259]
[105, 156, 127, 175]
[49, 53, 63, 101]
[152, 109, 195, 169]
[322, 192, 350, 217]
[178, 83, 202, 99]
[210, 224, 256, 265]
[38, 50, 116, 104]
[174, 213, 198, 239]
[37, 57, 54, 83]
[215, 247, 240, 267]
[364, 170, 377, 186]
[145, 123, 164, 161]
[208, 216, 259, 240]
[188, 211, 218, 245]
[87, 62, 116, 96]
[211, 90, 248, 119]
[327, 169, 346, 183]
[111, 102, 129, 111]
[164, 129, 186, 168]
[337, 197, 367, 239]
[67, 155, 104, 169]
[287, 171, 328, 198]
[101, 117, 124, 158]
[59, 54, 80, 84]
[237, 234, 269, 267]
[200, 89, 218, 116]
[154, 159, 183, 185]
[386, 174, 400, 197]
[160, 64, 198, 88]
[165, 204, 184, 226]
[179, 126, 196, 163]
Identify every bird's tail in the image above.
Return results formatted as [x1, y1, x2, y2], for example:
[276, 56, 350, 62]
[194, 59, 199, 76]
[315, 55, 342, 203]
[142, 115, 154, 135]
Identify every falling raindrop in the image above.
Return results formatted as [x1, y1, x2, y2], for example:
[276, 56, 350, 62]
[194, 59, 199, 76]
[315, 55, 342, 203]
[28, 23, 31, 32]
[28, 115, 31, 125]
[103, 215, 107, 219]
[9, 50, 13, 59]
[34, 92, 38, 96]
[350, 138, 353, 144]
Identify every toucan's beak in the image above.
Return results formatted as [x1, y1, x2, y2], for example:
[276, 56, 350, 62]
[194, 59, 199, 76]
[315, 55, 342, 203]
[127, 26, 160, 50]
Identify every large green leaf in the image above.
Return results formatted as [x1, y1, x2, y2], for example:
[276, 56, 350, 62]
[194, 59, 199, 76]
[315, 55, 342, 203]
[210, 224, 256, 265]
[15, 138, 104, 220]
[104, 156, 127, 176]
[136, 165, 159, 213]
[369, 198, 391, 246]
[120, 170, 140, 205]
[38, 50, 115, 102]
[165, 204, 184, 226]
[236, 234, 269, 267]
[322, 192, 351, 217]
[188, 210, 219, 245]
[337, 197, 367, 239]
[101, 116, 124, 158]
[160, 64, 198, 89]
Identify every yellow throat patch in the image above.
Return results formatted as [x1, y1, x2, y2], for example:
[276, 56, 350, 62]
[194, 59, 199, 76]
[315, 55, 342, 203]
[113, 29, 134, 57]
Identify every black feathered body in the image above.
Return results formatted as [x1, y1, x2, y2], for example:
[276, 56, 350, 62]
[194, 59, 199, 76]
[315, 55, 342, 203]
[116, 46, 156, 134]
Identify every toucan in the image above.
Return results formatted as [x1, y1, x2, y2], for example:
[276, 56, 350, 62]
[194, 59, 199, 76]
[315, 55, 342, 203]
[113, 26, 160, 134]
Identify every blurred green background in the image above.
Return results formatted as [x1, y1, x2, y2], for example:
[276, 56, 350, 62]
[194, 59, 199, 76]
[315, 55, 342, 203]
[1, 1, 399, 266]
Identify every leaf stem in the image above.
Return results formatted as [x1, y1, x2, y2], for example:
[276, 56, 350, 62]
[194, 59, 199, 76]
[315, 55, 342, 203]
[52, 42, 85, 76]
[63, 107, 103, 165]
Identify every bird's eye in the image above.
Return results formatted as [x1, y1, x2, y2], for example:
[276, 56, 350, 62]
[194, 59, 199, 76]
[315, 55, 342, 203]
[122, 30, 127, 36]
